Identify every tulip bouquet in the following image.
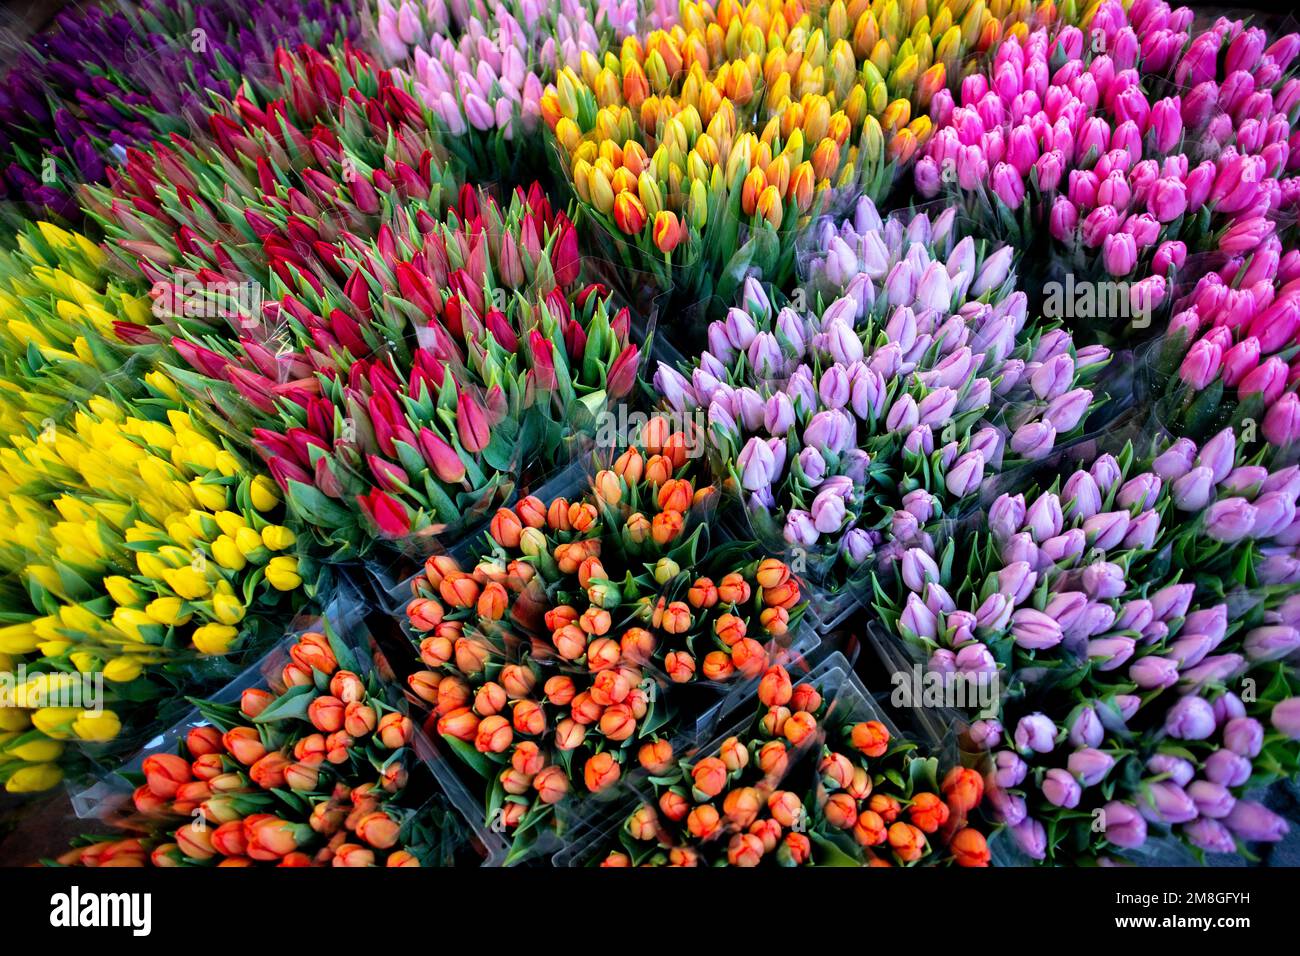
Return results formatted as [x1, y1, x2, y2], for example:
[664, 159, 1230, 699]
[812, 721, 992, 867]
[370, 0, 676, 185]
[404, 548, 685, 860]
[655, 197, 1108, 592]
[405, 415, 810, 684]
[0, 220, 153, 435]
[543, 0, 1038, 328]
[586, 661, 829, 866]
[52, 624, 471, 867]
[584, 658, 990, 866]
[913, 4, 1296, 342]
[1144, 242, 1300, 445]
[872, 427, 1300, 861]
[0, 372, 305, 794]
[0, 0, 352, 220]
[244, 184, 638, 553]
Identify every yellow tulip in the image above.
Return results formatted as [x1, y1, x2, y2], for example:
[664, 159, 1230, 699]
[266, 556, 303, 592]
[72, 709, 121, 742]
[145, 596, 192, 627]
[261, 525, 296, 551]
[5, 762, 63, 793]
[191, 623, 238, 655]
[30, 707, 79, 739]
[0, 622, 40, 654]
[190, 478, 229, 512]
[0, 709, 30, 732]
[103, 656, 144, 683]
[212, 592, 246, 626]
[7, 738, 64, 762]
[162, 566, 211, 600]
[103, 575, 143, 607]
[249, 475, 280, 511]
[211, 535, 247, 571]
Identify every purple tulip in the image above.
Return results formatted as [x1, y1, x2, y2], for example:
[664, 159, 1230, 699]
[1188, 780, 1236, 820]
[737, 437, 775, 492]
[1152, 438, 1197, 481]
[783, 509, 819, 547]
[975, 592, 1013, 632]
[989, 493, 1027, 542]
[1165, 695, 1217, 740]
[1146, 754, 1196, 787]
[1010, 818, 1047, 860]
[1184, 818, 1237, 854]
[1088, 637, 1136, 671]
[1042, 768, 1082, 809]
[1223, 717, 1265, 759]
[1243, 625, 1300, 663]
[1196, 428, 1237, 483]
[900, 548, 941, 592]
[995, 750, 1028, 788]
[1069, 748, 1115, 786]
[1011, 608, 1063, 650]
[987, 787, 1027, 827]
[1270, 697, 1300, 739]
[1014, 713, 1057, 754]
[1081, 562, 1125, 599]
[967, 719, 1003, 749]
[1224, 801, 1289, 842]
[1171, 466, 1215, 511]
[1204, 748, 1252, 788]
[1102, 801, 1148, 849]
[1137, 781, 1198, 825]
[1129, 655, 1180, 689]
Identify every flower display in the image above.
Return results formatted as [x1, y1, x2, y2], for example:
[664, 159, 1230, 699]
[50, 625, 472, 867]
[0, 0, 1299, 880]
[656, 197, 1107, 588]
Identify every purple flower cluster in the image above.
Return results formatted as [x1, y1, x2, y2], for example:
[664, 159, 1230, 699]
[883, 423, 1300, 862]
[0, 0, 351, 217]
[654, 197, 1107, 584]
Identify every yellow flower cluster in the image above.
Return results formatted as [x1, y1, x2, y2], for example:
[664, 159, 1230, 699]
[0, 221, 150, 436]
[542, 0, 1073, 296]
[0, 225, 306, 793]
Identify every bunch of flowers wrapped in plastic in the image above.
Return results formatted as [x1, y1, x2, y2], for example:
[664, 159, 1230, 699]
[0, 0, 352, 219]
[874, 427, 1300, 861]
[372, 0, 677, 181]
[913, 3, 1297, 338]
[655, 198, 1108, 588]
[0, 374, 304, 793]
[587, 659, 990, 866]
[51, 625, 466, 867]
[85, 47, 639, 554]
[541, 0, 1056, 324]
[1147, 238, 1300, 444]
[0, 221, 149, 433]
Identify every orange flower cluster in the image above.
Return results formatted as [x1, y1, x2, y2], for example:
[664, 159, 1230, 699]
[598, 662, 828, 867]
[53, 628, 436, 868]
[815, 719, 991, 867]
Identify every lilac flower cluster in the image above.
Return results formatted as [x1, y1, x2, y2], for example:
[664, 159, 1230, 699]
[654, 198, 1108, 585]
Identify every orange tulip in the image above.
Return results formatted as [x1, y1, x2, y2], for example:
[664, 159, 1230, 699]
[851, 720, 890, 757]
[584, 751, 621, 792]
[888, 821, 928, 863]
[951, 827, 991, 867]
